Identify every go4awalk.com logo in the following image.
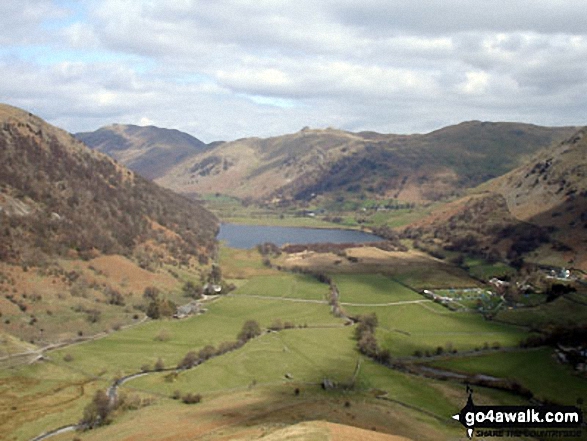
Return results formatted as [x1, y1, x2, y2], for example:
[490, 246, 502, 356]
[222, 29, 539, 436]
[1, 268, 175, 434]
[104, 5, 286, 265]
[452, 387, 584, 438]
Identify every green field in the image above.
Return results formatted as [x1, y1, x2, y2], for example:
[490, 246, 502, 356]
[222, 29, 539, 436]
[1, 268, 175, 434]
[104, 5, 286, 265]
[392, 266, 481, 291]
[345, 302, 526, 356]
[131, 327, 358, 395]
[202, 194, 351, 229]
[128, 325, 513, 422]
[202, 192, 438, 230]
[334, 274, 422, 304]
[5, 242, 583, 441]
[52, 296, 343, 378]
[429, 348, 587, 406]
[462, 256, 516, 280]
[232, 273, 329, 300]
[495, 295, 587, 328]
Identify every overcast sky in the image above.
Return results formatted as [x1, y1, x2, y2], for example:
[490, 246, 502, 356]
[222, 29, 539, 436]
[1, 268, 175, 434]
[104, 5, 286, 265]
[1, 0, 586, 142]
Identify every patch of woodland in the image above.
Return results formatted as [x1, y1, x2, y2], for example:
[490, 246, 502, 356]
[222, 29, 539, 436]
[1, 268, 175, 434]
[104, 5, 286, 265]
[281, 239, 406, 255]
[0, 119, 218, 267]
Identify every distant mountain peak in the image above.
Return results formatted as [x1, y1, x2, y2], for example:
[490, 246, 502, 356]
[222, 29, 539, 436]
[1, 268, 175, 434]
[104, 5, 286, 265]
[76, 124, 210, 179]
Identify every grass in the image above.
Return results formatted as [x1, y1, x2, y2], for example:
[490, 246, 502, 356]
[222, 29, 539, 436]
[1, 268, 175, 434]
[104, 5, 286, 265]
[201, 192, 437, 231]
[127, 326, 534, 441]
[222, 215, 348, 228]
[0, 332, 36, 359]
[71, 382, 462, 441]
[367, 206, 437, 229]
[203, 194, 352, 229]
[51, 296, 342, 378]
[232, 274, 328, 300]
[0, 362, 103, 441]
[5, 243, 581, 441]
[463, 257, 515, 280]
[429, 348, 587, 406]
[392, 266, 480, 291]
[345, 303, 526, 356]
[495, 295, 587, 328]
[218, 246, 280, 279]
[130, 327, 359, 395]
[277, 247, 480, 293]
[0, 255, 188, 346]
[333, 274, 422, 304]
[128, 325, 508, 420]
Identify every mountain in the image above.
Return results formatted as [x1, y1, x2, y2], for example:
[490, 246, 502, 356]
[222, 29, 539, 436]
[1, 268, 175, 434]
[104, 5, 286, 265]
[487, 127, 587, 267]
[154, 122, 576, 205]
[0, 104, 218, 266]
[76, 124, 211, 179]
[402, 127, 587, 270]
[487, 128, 587, 223]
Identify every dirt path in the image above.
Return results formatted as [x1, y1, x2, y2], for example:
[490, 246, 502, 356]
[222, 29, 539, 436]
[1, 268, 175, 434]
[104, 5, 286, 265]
[1, 316, 149, 368]
[30, 424, 80, 441]
[339, 299, 432, 307]
[227, 293, 328, 304]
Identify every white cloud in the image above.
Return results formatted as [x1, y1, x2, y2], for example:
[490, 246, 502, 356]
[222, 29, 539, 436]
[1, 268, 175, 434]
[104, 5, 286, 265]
[460, 71, 491, 95]
[0, 0, 65, 44]
[0, 0, 586, 141]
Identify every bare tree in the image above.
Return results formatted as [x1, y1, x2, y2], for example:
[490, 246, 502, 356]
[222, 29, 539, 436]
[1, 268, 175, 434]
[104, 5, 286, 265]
[238, 320, 262, 342]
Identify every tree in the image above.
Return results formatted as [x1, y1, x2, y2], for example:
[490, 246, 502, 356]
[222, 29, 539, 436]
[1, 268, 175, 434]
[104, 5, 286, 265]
[198, 345, 216, 361]
[143, 286, 160, 302]
[357, 332, 378, 357]
[376, 348, 391, 365]
[354, 313, 378, 339]
[208, 264, 222, 284]
[545, 283, 576, 303]
[80, 389, 111, 428]
[238, 320, 262, 342]
[106, 287, 125, 306]
[154, 357, 165, 371]
[177, 351, 198, 369]
[146, 298, 176, 319]
[181, 393, 202, 404]
[85, 308, 101, 323]
[182, 281, 202, 299]
[158, 299, 176, 317]
[269, 319, 284, 331]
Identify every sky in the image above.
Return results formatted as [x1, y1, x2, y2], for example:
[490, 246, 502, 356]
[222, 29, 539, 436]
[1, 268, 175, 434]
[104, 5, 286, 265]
[1, 0, 586, 142]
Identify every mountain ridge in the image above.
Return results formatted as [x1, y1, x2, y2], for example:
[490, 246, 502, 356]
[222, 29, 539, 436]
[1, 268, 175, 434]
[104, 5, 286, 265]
[150, 121, 577, 205]
[76, 123, 211, 179]
[402, 125, 587, 270]
[0, 103, 218, 266]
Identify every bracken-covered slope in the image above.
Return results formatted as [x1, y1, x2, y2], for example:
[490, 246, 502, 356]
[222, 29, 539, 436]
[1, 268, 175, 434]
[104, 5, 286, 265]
[488, 127, 587, 267]
[0, 104, 218, 266]
[155, 122, 576, 204]
[76, 124, 211, 179]
[488, 128, 587, 223]
[402, 127, 587, 270]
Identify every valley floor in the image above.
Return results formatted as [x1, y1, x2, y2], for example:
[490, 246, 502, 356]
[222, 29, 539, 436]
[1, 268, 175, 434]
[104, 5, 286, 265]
[2, 245, 586, 441]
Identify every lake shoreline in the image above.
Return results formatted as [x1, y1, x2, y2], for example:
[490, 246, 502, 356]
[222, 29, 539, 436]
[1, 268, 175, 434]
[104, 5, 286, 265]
[217, 223, 385, 249]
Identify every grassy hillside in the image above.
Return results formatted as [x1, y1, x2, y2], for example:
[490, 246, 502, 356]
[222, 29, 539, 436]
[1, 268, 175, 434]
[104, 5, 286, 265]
[430, 348, 586, 404]
[5, 243, 580, 441]
[0, 104, 218, 345]
[402, 127, 587, 270]
[488, 127, 587, 268]
[155, 122, 575, 207]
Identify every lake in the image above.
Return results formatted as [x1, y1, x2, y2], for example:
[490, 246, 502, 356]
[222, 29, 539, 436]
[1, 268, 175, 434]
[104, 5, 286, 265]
[217, 223, 385, 249]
